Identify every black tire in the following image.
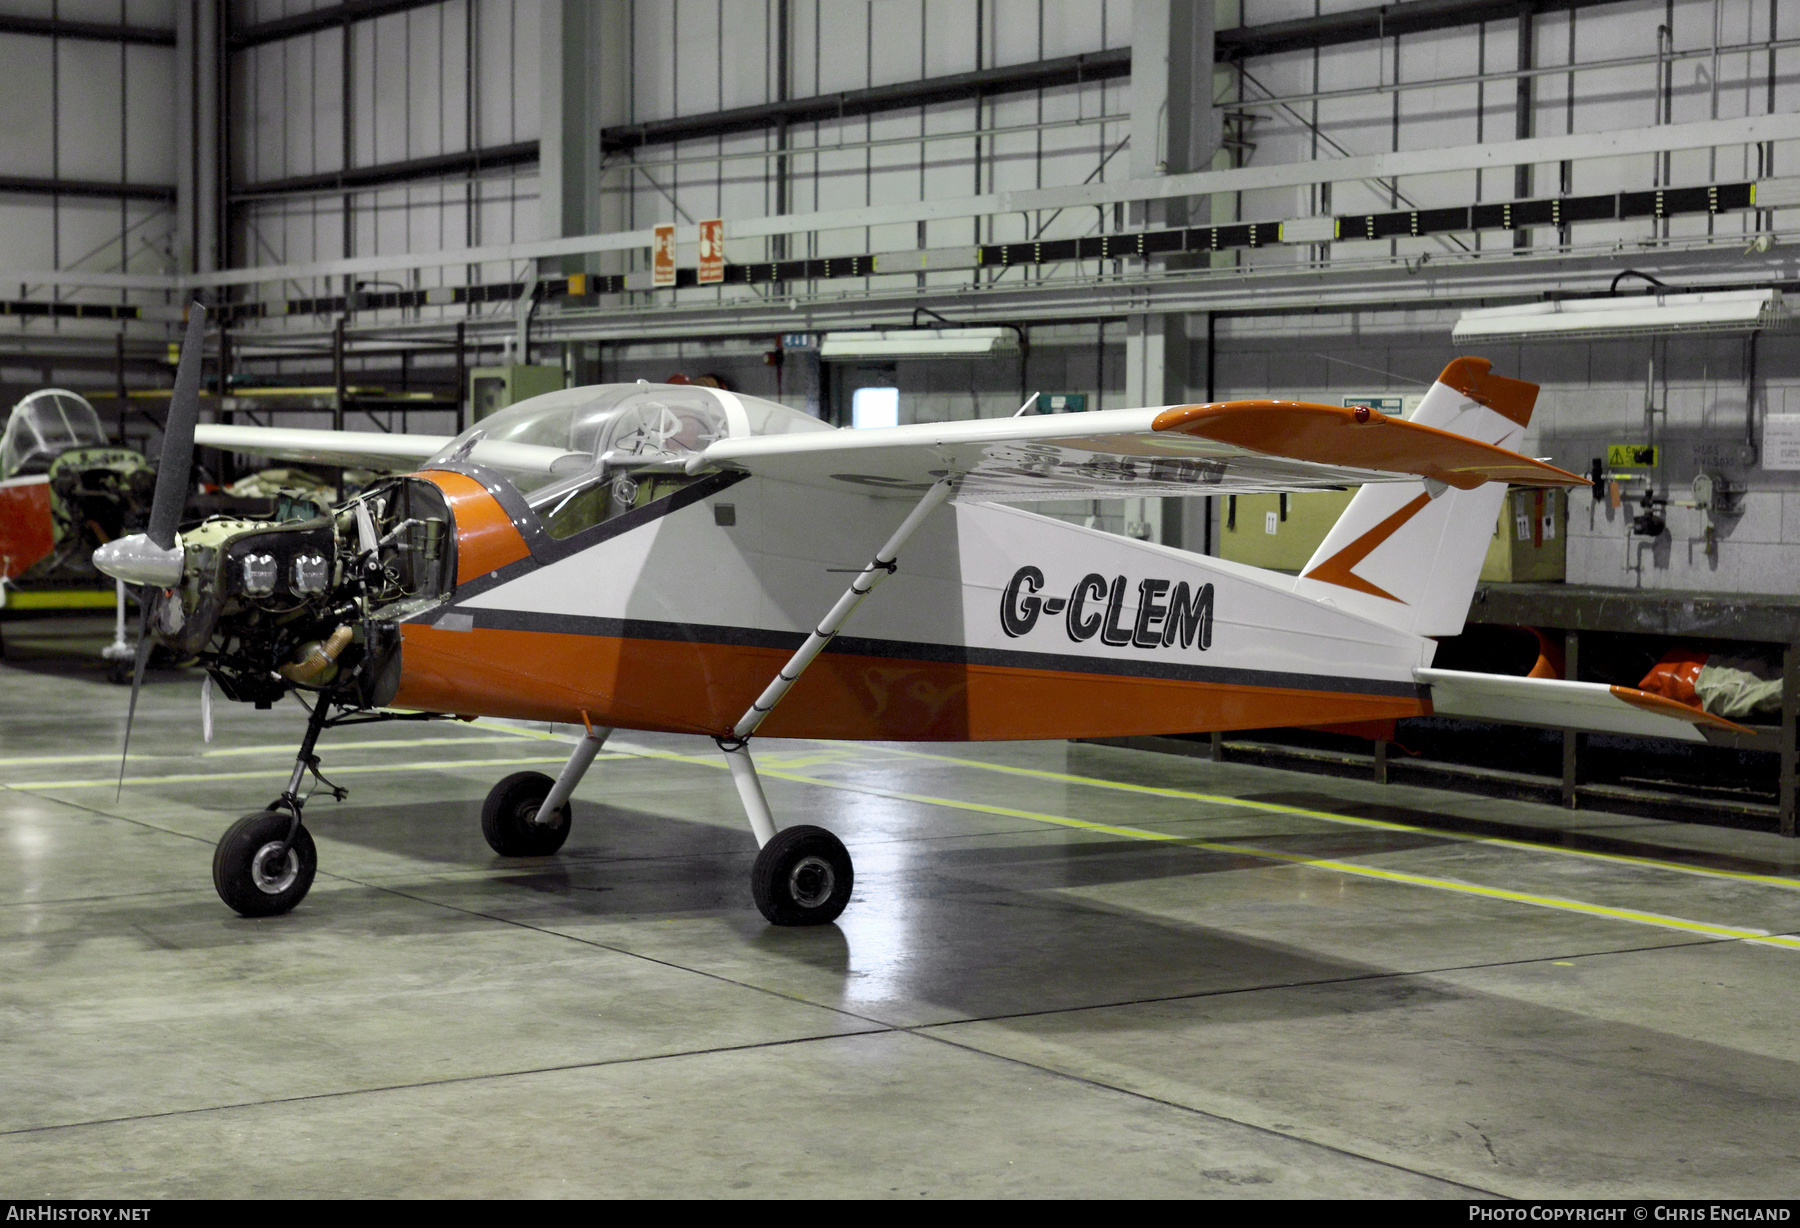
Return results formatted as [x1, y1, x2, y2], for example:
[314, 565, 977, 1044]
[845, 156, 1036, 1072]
[481, 770, 572, 856]
[213, 811, 317, 917]
[751, 825, 853, 926]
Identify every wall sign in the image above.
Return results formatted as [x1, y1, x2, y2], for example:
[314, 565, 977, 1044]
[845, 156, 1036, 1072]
[1762, 414, 1800, 471]
[697, 219, 724, 284]
[652, 224, 677, 288]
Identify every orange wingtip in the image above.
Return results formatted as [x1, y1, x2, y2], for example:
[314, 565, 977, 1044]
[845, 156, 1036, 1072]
[1609, 685, 1757, 734]
[1437, 357, 1539, 427]
[1151, 399, 1586, 490]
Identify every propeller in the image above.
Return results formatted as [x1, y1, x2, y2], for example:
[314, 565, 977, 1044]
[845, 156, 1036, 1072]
[98, 300, 207, 797]
[146, 303, 207, 551]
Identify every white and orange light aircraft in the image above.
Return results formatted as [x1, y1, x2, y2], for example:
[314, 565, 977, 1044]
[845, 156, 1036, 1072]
[94, 306, 1740, 924]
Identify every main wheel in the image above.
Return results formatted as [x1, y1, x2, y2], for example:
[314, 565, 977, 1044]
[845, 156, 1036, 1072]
[213, 811, 317, 917]
[751, 825, 853, 926]
[482, 771, 572, 856]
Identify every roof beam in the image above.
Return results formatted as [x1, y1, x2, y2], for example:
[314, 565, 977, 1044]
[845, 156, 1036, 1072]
[0, 13, 174, 46]
[600, 49, 1132, 154]
[189, 111, 1800, 290]
[228, 0, 443, 49]
[0, 176, 176, 203]
[233, 141, 539, 200]
[1215, 0, 1627, 58]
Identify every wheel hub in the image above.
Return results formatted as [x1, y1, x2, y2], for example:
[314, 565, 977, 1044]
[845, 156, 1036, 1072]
[787, 855, 835, 909]
[522, 799, 561, 828]
[250, 841, 300, 895]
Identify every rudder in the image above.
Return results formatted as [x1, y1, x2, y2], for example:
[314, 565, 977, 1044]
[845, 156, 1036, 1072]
[1293, 358, 1538, 637]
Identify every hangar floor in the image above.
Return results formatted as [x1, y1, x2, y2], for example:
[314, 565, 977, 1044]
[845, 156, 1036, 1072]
[5, 616, 1800, 1199]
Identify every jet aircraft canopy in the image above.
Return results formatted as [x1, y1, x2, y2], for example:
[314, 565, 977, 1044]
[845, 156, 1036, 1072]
[423, 383, 835, 539]
[1, 390, 107, 479]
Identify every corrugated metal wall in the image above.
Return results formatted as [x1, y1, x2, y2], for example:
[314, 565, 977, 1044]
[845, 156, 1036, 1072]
[0, 1, 178, 277]
[214, 0, 1796, 285]
[235, 0, 541, 289]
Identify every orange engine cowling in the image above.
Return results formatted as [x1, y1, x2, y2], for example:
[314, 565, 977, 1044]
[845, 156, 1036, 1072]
[389, 469, 560, 720]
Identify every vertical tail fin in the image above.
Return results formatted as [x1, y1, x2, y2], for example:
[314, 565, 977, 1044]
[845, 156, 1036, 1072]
[1293, 358, 1539, 636]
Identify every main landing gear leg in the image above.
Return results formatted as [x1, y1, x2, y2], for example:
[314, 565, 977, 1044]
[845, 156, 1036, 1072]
[482, 721, 610, 857]
[718, 737, 852, 927]
[720, 478, 952, 927]
[212, 693, 339, 917]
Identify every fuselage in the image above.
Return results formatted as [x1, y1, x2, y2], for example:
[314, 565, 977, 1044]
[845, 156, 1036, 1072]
[390, 467, 1436, 741]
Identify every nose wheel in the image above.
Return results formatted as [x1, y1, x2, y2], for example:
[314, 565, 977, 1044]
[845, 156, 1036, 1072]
[214, 810, 317, 917]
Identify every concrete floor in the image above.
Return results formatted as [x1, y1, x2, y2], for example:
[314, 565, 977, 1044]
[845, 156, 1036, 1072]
[5, 616, 1800, 1198]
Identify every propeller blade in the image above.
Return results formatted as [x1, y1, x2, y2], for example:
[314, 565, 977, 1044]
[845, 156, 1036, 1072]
[115, 592, 155, 801]
[145, 302, 208, 551]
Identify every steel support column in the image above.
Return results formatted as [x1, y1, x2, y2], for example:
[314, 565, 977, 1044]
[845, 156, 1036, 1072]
[1782, 641, 1797, 836]
[1125, 0, 1215, 550]
[1561, 630, 1583, 808]
[540, 0, 629, 273]
[175, 0, 221, 276]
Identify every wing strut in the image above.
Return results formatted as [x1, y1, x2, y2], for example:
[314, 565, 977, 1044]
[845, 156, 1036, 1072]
[718, 477, 953, 847]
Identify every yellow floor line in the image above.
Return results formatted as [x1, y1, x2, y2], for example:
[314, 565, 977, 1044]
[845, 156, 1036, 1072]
[592, 737, 1800, 952]
[27, 717, 1788, 952]
[849, 743, 1800, 894]
[4, 754, 623, 791]
[0, 734, 548, 770]
[760, 772, 1800, 953]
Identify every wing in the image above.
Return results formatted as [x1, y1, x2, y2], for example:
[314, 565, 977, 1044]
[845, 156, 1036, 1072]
[701, 400, 1584, 500]
[194, 424, 454, 472]
[1418, 669, 1752, 743]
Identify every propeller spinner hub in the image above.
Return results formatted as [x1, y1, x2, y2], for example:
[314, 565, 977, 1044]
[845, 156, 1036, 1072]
[94, 534, 184, 588]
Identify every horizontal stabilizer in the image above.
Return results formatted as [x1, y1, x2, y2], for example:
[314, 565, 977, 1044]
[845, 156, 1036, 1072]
[1418, 668, 1752, 743]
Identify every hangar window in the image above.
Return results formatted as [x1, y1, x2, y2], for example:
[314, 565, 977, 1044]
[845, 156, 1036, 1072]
[851, 387, 899, 430]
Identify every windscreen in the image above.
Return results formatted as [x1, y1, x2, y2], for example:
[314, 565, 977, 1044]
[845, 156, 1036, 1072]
[0, 391, 106, 478]
[423, 383, 832, 498]
[424, 385, 729, 496]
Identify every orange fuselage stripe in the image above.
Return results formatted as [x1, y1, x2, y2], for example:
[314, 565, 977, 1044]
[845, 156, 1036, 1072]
[390, 623, 1427, 741]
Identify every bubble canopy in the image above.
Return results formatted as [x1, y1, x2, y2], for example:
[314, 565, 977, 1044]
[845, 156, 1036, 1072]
[1, 389, 108, 479]
[424, 383, 832, 502]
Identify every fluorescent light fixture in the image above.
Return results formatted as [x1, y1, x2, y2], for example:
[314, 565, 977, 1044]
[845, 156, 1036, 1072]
[820, 328, 1018, 359]
[1453, 289, 1785, 344]
[1279, 216, 1338, 244]
[851, 386, 899, 430]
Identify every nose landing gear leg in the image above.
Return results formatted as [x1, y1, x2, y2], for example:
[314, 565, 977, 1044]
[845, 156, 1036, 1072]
[212, 692, 340, 917]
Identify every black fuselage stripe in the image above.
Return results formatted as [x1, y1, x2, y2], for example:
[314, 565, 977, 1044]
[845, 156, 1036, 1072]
[419, 607, 1422, 698]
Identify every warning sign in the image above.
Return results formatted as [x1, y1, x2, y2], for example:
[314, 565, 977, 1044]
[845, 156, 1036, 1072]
[1763, 414, 1800, 470]
[1606, 443, 1658, 468]
[652, 224, 677, 288]
[697, 218, 724, 284]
